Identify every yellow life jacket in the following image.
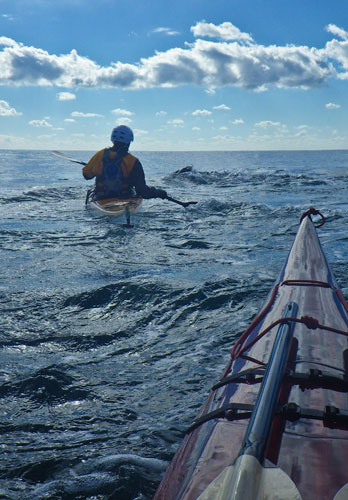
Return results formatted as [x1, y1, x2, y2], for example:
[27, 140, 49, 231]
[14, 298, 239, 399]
[95, 149, 137, 196]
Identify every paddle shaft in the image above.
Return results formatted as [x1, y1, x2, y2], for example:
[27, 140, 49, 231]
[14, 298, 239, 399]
[51, 150, 87, 165]
[165, 196, 197, 207]
[239, 301, 298, 461]
[198, 302, 300, 500]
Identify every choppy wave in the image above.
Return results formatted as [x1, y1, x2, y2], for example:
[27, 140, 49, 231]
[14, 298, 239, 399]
[0, 365, 93, 404]
[1, 186, 83, 204]
[164, 164, 329, 190]
[2, 150, 348, 498]
[0, 453, 167, 499]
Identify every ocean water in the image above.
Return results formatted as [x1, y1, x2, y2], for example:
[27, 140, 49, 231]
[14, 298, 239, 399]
[1, 149, 348, 499]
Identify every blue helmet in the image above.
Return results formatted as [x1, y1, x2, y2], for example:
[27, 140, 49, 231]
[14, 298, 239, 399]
[111, 125, 134, 144]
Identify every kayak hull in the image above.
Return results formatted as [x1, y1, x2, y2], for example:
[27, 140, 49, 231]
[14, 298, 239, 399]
[89, 196, 142, 217]
[153, 215, 348, 500]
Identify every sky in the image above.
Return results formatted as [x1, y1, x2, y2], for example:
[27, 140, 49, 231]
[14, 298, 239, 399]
[0, 0, 348, 151]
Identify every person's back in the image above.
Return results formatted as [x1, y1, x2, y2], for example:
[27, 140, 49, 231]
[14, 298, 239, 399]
[82, 125, 167, 200]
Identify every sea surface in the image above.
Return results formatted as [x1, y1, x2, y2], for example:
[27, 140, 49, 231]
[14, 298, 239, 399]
[1, 149, 348, 499]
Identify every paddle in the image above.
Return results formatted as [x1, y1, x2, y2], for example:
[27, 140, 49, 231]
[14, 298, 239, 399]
[51, 151, 198, 207]
[165, 195, 197, 208]
[198, 301, 302, 500]
[52, 150, 87, 166]
[197, 455, 302, 500]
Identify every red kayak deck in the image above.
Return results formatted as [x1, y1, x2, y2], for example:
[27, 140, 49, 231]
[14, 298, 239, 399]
[153, 213, 348, 500]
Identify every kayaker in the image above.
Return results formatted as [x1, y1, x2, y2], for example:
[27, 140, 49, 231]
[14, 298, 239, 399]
[82, 125, 168, 200]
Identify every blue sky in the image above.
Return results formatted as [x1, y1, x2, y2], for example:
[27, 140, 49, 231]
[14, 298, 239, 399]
[0, 0, 348, 151]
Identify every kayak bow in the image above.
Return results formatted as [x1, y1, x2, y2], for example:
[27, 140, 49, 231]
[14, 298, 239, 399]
[153, 210, 348, 500]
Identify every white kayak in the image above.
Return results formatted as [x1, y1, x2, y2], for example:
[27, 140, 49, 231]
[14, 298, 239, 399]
[89, 196, 142, 217]
[88, 196, 142, 226]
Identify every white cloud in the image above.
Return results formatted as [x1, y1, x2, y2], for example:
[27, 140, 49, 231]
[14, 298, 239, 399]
[326, 102, 341, 109]
[293, 125, 310, 137]
[0, 134, 20, 145]
[255, 120, 281, 128]
[57, 91, 76, 101]
[212, 134, 231, 142]
[326, 24, 348, 41]
[115, 117, 132, 125]
[0, 99, 22, 116]
[71, 111, 103, 118]
[151, 27, 180, 36]
[191, 21, 254, 43]
[29, 119, 52, 127]
[323, 36, 348, 79]
[213, 104, 231, 110]
[192, 126, 200, 130]
[134, 128, 148, 136]
[156, 110, 167, 116]
[0, 22, 347, 92]
[38, 133, 56, 139]
[192, 109, 212, 116]
[295, 127, 309, 137]
[2, 14, 15, 22]
[111, 108, 134, 116]
[232, 118, 244, 125]
[0, 36, 18, 47]
[220, 126, 228, 130]
[64, 118, 75, 122]
[167, 119, 184, 127]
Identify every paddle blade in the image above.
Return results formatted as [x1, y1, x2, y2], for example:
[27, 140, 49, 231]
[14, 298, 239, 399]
[182, 201, 198, 207]
[197, 456, 302, 500]
[333, 483, 348, 499]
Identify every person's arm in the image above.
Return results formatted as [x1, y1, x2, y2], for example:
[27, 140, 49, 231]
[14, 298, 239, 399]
[131, 160, 167, 199]
[82, 150, 104, 180]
